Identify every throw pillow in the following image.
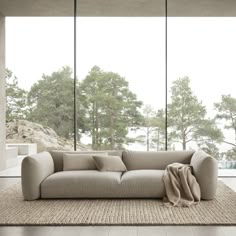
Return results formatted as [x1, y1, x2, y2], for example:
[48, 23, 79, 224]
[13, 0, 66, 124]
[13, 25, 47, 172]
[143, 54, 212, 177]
[63, 153, 107, 171]
[93, 155, 127, 172]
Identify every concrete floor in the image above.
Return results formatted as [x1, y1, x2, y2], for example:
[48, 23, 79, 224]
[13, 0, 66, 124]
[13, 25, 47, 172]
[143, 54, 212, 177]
[0, 224, 236, 236]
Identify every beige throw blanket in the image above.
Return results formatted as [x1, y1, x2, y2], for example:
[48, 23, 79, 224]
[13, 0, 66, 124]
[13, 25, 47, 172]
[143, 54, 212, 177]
[163, 163, 201, 207]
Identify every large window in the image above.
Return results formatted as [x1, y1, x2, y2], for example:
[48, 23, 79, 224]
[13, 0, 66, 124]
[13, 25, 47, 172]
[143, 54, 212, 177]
[167, 18, 236, 176]
[77, 17, 165, 151]
[5, 17, 74, 173]
[3, 8, 236, 176]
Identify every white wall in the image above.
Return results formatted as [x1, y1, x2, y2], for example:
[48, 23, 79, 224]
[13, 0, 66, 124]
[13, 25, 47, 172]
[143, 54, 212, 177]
[0, 13, 6, 170]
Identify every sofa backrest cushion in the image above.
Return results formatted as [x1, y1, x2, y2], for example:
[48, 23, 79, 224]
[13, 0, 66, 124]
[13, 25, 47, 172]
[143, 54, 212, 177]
[50, 150, 123, 172]
[63, 153, 101, 171]
[122, 150, 194, 170]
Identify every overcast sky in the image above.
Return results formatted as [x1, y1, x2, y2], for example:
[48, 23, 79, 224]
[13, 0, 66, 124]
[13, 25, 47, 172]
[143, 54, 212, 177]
[6, 17, 236, 114]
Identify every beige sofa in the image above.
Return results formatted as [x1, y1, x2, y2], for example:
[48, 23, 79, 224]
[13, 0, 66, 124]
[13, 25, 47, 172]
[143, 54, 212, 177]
[21, 150, 218, 201]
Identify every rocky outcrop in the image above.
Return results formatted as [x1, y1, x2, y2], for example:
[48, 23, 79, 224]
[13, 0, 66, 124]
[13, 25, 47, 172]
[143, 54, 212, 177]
[6, 119, 88, 153]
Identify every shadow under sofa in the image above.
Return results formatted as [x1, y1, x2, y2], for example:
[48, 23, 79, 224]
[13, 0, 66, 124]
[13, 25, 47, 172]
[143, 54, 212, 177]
[21, 150, 218, 201]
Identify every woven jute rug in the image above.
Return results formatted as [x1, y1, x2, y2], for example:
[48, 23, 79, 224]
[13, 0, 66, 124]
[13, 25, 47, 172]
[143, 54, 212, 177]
[0, 181, 235, 225]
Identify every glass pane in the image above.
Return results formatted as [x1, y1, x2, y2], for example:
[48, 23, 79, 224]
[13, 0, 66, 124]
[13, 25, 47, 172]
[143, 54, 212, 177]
[77, 17, 165, 151]
[167, 17, 236, 176]
[4, 17, 74, 176]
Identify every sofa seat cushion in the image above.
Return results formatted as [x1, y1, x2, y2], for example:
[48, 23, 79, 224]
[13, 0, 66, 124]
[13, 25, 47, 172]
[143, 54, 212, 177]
[120, 170, 165, 198]
[41, 170, 122, 198]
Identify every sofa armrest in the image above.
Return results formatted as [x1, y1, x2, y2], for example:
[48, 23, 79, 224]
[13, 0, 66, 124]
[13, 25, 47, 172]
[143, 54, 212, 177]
[190, 150, 218, 200]
[21, 151, 55, 200]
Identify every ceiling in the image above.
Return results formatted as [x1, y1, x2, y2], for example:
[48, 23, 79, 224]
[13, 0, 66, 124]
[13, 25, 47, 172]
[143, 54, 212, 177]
[0, 0, 236, 17]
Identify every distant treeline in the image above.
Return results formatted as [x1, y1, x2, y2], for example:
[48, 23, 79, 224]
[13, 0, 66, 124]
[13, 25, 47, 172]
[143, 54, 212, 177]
[6, 66, 236, 160]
